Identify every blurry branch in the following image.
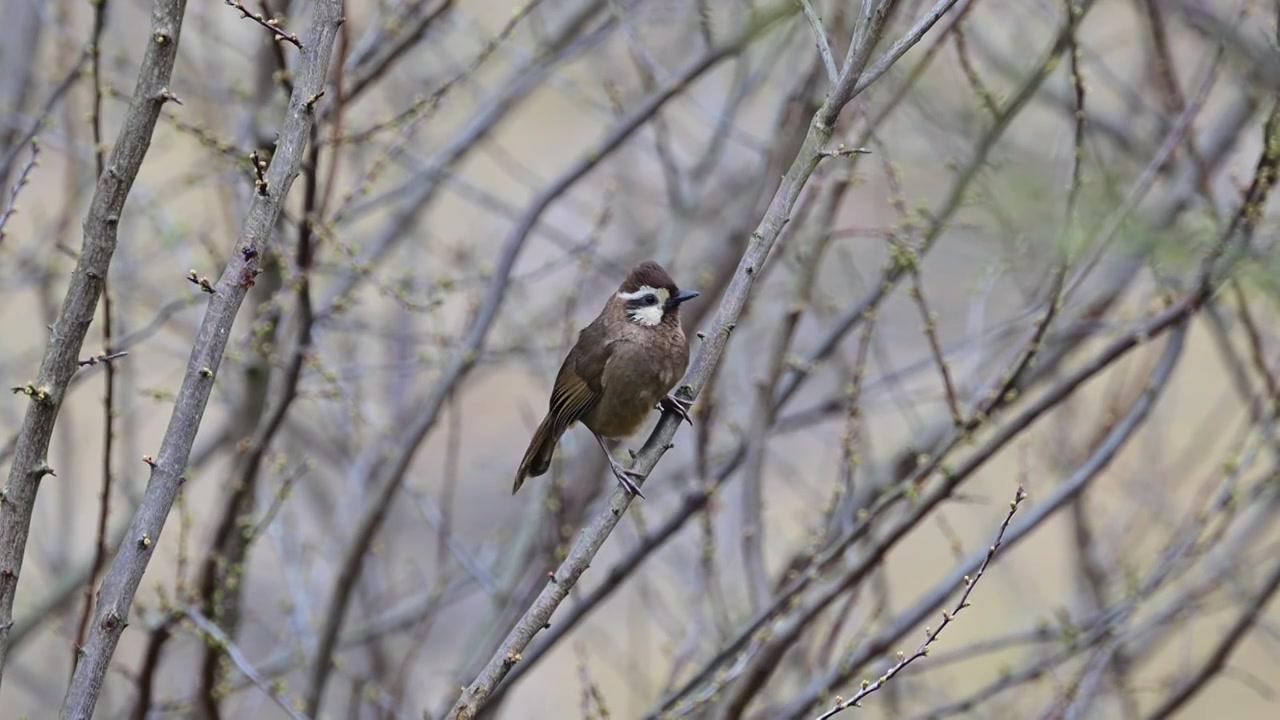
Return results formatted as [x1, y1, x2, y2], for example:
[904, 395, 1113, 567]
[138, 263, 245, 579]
[443, 1, 961, 716]
[181, 607, 310, 720]
[0, 138, 39, 244]
[0, 0, 42, 173]
[1143, 534, 1280, 718]
[799, 0, 840, 83]
[59, 2, 346, 717]
[1168, 0, 1280, 92]
[0, 295, 200, 468]
[0, 49, 86, 193]
[812, 486, 1027, 719]
[328, 0, 539, 223]
[789, 92, 1279, 720]
[670, 290, 1193, 718]
[653, 5, 1100, 712]
[1055, 104, 1280, 718]
[73, 0, 121, 683]
[339, 0, 458, 104]
[303, 3, 805, 716]
[781, 319, 1191, 719]
[319, 0, 609, 312]
[152, 573, 482, 714]
[740, 173, 849, 613]
[0, 0, 188, 688]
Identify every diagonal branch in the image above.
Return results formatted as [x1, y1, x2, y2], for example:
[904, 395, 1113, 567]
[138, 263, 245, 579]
[812, 486, 1028, 719]
[800, 0, 840, 84]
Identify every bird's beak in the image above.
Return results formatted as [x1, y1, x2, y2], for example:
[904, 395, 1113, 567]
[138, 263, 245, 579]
[665, 289, 700, 310]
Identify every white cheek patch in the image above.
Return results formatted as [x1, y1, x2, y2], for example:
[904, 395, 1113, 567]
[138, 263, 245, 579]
[628, 305, 665, 326]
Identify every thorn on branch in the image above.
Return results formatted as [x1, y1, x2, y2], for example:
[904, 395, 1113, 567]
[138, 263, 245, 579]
[224, 0, 302, 48]
[820, 144, 872, 159]
[187, 269, 216, 294]
[304, 91, 325, 112]
[152, 87, 183, 105]
[11, 382, 51, 404]
[79, 350, 129, 367]
[142, 455, 156, 468]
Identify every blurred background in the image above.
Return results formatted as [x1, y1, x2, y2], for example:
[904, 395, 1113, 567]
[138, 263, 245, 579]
[2, 0, 1279, 717]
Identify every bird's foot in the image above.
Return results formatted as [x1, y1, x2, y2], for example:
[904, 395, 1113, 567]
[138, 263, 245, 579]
[659, 393, 694, 426]
[605, 454, 646, 499]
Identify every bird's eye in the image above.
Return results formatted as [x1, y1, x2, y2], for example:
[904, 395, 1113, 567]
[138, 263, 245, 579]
[643, 294, 658, 305]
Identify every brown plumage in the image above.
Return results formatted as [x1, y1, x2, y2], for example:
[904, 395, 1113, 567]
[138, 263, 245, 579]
[513, 261, 699, 497]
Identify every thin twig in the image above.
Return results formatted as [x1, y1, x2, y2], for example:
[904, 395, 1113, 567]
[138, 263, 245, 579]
[800, 0, 840, 84]
[182, 607, 311, 720]
[811, 486, 1028, 719]
[0, 138, 39, 244]
[224, 0, 301, 48]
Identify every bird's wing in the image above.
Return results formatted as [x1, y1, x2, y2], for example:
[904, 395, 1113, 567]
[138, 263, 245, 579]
[546, 320, 615, 437]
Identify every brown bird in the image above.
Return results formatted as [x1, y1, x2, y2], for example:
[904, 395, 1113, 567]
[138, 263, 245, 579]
[513, 261, 699, 498]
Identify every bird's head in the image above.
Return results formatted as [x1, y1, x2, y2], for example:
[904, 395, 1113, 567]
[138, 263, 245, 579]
[614, 261, 699, 327]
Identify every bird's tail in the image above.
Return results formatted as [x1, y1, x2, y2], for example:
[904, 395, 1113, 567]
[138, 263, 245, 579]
[513, 414, 558, 494]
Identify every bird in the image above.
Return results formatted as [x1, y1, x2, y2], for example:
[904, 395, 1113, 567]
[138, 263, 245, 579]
[513, 260, 699, 498]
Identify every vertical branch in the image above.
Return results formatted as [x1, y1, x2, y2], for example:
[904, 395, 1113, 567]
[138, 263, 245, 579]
[72, 0, 117, 678]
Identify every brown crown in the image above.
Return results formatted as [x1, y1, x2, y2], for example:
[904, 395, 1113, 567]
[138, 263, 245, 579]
[619, 260, 679, 294]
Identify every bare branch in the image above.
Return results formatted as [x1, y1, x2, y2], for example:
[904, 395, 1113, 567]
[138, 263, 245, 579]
[181, 607, 311, 720]
[224, 0, 301, 48]
[812, 485, 1028, 719]
[799, 0, 840, 84]
[0, 0, 189, 688]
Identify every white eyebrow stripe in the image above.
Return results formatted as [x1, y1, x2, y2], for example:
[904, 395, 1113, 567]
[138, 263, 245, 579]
[616, 285, 658, 300]
[617, 285, 668, 301]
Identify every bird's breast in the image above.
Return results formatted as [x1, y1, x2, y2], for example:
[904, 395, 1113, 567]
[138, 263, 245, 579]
[583, 340, 686, 439]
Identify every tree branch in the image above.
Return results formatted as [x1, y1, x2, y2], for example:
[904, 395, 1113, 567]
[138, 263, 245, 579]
[0, 0, 187, 689]
[441, 3, 915, 716]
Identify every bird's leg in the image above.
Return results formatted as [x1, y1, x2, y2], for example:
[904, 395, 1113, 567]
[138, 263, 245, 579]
[659, 393, 694, 426]
[592, 432, 646, 498]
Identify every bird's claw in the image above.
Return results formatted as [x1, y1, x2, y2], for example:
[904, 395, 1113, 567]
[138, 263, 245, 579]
[606, 458, 646, 498]
[659, 393, 694, 426]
